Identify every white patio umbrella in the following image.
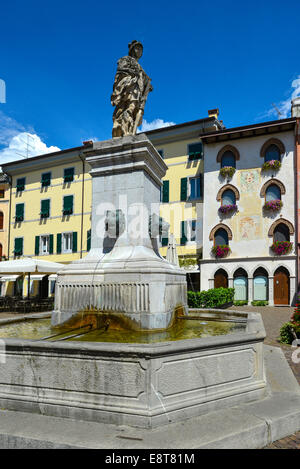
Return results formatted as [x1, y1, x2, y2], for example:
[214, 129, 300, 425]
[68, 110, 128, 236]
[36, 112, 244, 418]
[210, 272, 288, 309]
[0, 257, 65, 297]
[166, 234, 179, 267]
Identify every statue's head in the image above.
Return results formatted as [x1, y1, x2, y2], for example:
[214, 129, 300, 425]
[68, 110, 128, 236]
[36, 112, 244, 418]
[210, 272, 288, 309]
[128, 40, 143, 60]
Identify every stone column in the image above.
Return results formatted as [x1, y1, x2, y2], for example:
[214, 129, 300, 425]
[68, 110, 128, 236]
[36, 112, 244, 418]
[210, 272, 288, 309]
[228, 277, 234, 288]
[268, 276, 274, 306]
[208, 278, 214, 289]
[248, 277, 253, 304]
[290, 276, 296, 305]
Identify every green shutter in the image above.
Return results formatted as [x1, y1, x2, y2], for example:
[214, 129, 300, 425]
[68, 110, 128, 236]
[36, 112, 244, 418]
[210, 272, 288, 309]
[64, 168, 74, 183]
[57, 233, 62, 254]
[180, 178, 188, 201]
[41, 199, 50, 218]
[15, 203, 24, 222]
[72, 232, 77, 253]
[14, 238, 23, 256]
[87, 229, 91, 251]
[162, 180, 169, 203]
[49, 234, 54, 254]
[188, 142, 203, 161]
[180, 221, 188, 245]
[16, 178, 25, 192]
[162, 237, 168, 246]
[41, 172, 51, 187]
[63, 195, 73, 215]
[35, 236, 40, 255]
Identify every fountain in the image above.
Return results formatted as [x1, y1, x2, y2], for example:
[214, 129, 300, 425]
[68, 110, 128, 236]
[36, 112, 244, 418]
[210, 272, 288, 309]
[0, 41, 298, 447]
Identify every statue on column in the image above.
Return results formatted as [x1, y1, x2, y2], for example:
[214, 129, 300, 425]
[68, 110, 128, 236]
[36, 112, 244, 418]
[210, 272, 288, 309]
[111, 40, 153, 138]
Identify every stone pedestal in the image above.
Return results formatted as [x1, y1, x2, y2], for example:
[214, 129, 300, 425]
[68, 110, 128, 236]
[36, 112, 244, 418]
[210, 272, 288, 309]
[52, 134, 187, 330]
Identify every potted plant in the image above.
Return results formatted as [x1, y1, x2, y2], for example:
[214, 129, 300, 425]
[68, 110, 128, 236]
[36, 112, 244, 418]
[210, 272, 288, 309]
[218, 204, 237, 215]
[211, 245, 231, 258]
[219, 166, 236, 178]
[262, 160, 281, 171]
[263, 199, 282, 212]
[270, 241, 292, 255]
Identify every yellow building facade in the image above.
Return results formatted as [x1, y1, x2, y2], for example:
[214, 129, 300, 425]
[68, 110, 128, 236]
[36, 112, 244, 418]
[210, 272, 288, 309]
[0, 174, 10, 261]
[1, 113, 223, 295]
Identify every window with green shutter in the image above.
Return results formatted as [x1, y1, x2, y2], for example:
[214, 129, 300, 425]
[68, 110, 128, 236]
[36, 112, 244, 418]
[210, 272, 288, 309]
[41, 172, 51, 187]
[180, 221, 188, 245]
[14, 237, 23, 256]
[40, 199, 50, 218]
[63, 195, 73, 215]
[87, 229, 91, 251]
[162, 180, 169, 203]
[180, 178, 188, 201]
[15, 203, 24, 222]
[64, 167, 74, 183]
[16, 177, 25, 192]
[188, 142, 203, 161]
[161, 237, 168, 246]
[57, 233, 62, 254]
[49, 234, 54, 254]
[35, 236, 40, 255]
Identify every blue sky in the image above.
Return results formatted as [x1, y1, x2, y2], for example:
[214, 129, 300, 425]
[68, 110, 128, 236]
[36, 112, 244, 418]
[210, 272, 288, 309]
[0, 0, 300, 162]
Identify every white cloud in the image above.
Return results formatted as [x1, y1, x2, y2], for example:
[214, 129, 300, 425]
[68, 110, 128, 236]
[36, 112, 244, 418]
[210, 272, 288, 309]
[0, 132, 61, 165]
[266, 75, 300, 119]
[0, 111, 28, 146]
[138, 118, 176, 132]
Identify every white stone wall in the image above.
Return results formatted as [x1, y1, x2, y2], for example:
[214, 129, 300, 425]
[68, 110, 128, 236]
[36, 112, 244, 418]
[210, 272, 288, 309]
[201, 130, 297, 304]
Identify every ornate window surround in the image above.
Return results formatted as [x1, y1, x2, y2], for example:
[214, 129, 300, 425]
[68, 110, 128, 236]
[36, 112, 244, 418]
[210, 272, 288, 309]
[216, 145, 240, 164]
[209, 223, 233, 241]
[260, 178, 286, 201]
[268, 218, 294, 238]
[260, 138, 285, 159]
[216, 184, 240, 202]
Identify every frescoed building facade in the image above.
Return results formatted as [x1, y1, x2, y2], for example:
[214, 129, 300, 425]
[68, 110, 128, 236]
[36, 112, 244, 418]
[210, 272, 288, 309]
[200, 118, 297, 305]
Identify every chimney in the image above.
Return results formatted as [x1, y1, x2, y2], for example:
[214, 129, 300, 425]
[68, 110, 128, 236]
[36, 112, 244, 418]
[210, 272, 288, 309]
[291, 98, 300, 118]
[208, 108, 219, 119]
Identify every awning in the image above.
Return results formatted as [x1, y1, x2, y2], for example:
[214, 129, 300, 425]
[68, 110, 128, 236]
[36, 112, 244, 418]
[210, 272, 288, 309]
[30, 274, 46, 281]
[0, 275, 20, 282]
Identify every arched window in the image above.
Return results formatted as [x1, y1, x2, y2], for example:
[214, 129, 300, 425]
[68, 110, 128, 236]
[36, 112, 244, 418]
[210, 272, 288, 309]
[266, 184, 281, 201]
[222, 189, 236, 205]
[233, 268, 248, 302]
[264, 144, 281, 163]
[273, 223, 290, 242]
[221, 151, 236, 168]
[214, 269, 228, 288]
[0, 212, 3, 230]
[253, 267, 268, 301]
[214, 228, 228, 246]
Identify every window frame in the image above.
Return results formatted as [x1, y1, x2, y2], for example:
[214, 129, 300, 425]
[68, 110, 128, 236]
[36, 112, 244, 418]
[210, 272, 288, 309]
[16, 177, 26, 193]
[62, 194, 74, 216]
[40, 199, 51, 218]
[41, 171, 52, 188]
[63, 167, 75, 183]
[62, 232, 73, 254]
[187, 142, 203, 161]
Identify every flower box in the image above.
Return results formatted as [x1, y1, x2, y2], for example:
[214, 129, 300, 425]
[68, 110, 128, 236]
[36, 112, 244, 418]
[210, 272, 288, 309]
[211, 245, 231, 258]
[263, 199, 282, 211]
[270, 241, 292, 255]
[219, 166, 236, 178]
[262, 160, 281, 171]
[218, 204, 237, 215]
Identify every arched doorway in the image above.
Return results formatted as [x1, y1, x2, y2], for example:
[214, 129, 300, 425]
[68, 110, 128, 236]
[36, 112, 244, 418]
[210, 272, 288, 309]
[253, 267, 268, 301]
[233, 268, 248, 301]
[214, 269, 228, 288]
[274, 267, 289, 305]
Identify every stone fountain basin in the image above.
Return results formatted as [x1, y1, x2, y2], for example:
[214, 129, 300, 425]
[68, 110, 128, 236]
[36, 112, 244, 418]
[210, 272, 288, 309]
[0, 310, 266, 429]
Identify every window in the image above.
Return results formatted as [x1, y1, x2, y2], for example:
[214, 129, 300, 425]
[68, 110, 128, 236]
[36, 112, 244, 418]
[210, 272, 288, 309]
[40, 199, 50, 218]
[62, 232, 73, 253]
[221, 151, 236, 168]
[233, 268, 248, 302]
[16, 177, 25, 192]
[40, 235, 50, 255]
[180, 220, 197, 245]
[266, 184, 281, 202]
[214, 269, 228, 288]
[273, 223, 290, 242]
[188, 142, 203, 161]
[264, 144, 280, 163]
[63, 195, 73, 215]
[0, 212, 3, 230]
[189, 177, 201, 200]
[253, 267, 268, 301]
[14, 237, 23, 257]
[15, 203, 24, 222]
[35, 234, 53, 255]
[64, 167, 75, 183]
[0, 190, 4, 198]
[221, 189, 236, 205]
[214, 228, 228, 246]
[41, 172, 51, 187]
